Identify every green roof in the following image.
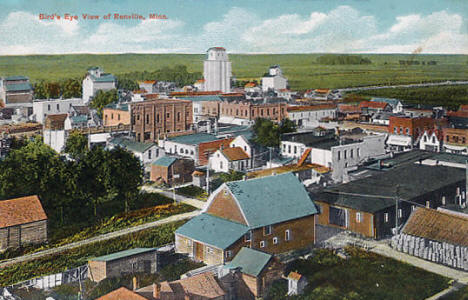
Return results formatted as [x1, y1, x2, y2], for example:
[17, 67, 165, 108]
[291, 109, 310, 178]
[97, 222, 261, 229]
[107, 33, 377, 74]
[110, 137, 155, 153]
[168, 133, 219, 145]
[153, 156, 177, 167]
[178, 95, 222, 102]
[4, 76, 28, 81]
[90, 74, 116, 83]
[226, 173, 318, 228]
[71, 115, 88, 123]
[176, 213, 249, 249]
[5, 83, 32, 92]
[225, 247, 272, 277]
[105, 102, 129, 111]
[429, 153, 468, 165]
[90, 248, 157, 262]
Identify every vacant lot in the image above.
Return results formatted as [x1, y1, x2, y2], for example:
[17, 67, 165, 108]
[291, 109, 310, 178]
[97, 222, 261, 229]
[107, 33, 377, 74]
[0, 53, 467, 90]
[267, 247, 450, 300]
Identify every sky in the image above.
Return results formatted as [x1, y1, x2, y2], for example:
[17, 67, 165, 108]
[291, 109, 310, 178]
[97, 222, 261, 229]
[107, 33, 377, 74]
[0, 0, 467, 55]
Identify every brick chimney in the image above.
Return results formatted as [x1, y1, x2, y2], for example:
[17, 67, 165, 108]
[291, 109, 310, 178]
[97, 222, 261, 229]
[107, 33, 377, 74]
[133, 276, 139, 291]
[153, 283, 161, 299]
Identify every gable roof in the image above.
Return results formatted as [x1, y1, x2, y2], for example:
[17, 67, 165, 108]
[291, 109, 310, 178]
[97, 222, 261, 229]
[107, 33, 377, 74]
[221, 147, 250, 161]
[110, 137, 155, 153]
[288, 271, 303, 281]
[226, 247, 272, 277]
[402, 207, 468, 247]
[44, 114, 68, 130]
[0, 195, 47, 228]
[90, 73, 116, 83]
[176, 213, 249, 249]
[4, 76, 28, 81]
[152, 156, 177, 167]
[168, 133, 219, 145]
[161, 273, 226, 298]
[97, 287, 148, 300]
[90, 248, 157, 262]
[225, 173, 318, 228]
[371, 97, 402, 107]
[359, 101, 389, 109]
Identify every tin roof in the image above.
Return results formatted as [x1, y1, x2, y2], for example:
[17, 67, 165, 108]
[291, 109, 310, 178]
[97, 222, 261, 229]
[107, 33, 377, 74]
[152, 156, 177, 167]
[168, 133, 219, 145]
[90, 248, 157, 262]
[225, 247, 272, 277]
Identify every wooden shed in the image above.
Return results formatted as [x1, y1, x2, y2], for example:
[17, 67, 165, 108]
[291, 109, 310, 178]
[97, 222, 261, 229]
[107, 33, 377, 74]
[0, 195, 48, 250]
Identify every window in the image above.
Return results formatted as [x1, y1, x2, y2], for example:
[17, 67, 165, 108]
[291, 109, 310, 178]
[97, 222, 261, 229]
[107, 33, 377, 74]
[245, 231, 252, 242]
[442, 196, 446, 205]
[356, 212, 362, 223]
[350, 149, 354, 158]
[48, 104, 51, 111]
[344, 150, 347, 159]
[294, 146, 297, 154]
[220, 161, 223, 169]
[288, 145, 291, 154]
[146, 114, 149, 124]
[111, 113, 114, 120]
[118, 114, 121, 121]
[431, 136, 436, 143]
[285, 229, 291, 241]
[260, 241, 266, 248]
[357, 148, 360, 157]
[273, 237, 278, 245]
[457, 187, 460, 195]
[207, 247, 213, 254]
[337, 151, 341, 161]
[426, 201, 430, 208]
[406, 128, 410, 135]
[177, 112, 180, 121]
[148, 150, 152, 160]
[56, 104, 60, 110]
[166, 113, 170, 118]
[411, 205, 416, 211]
[225, 250, 232, 259]
[394, 127, 397, 134]
[187, 239, 192, 246]
[398, 209, 402, 218]
[264, 225, 272, 236]
[384, 213, 389, 223]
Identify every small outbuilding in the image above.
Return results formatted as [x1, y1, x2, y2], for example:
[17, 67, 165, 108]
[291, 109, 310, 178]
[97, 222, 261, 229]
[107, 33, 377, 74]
[150, 156, 195, 185]
[0, 195, 48, 250]
[287, 271, 308, 295]
[88, 248, 159, 282]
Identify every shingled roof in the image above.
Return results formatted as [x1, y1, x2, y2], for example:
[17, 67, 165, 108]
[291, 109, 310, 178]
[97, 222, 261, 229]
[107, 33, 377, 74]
[221, 147, 250, 161]
[0, 195, 47, 228]
[402, 207, 468, 247]
[97, 287, 148, 300]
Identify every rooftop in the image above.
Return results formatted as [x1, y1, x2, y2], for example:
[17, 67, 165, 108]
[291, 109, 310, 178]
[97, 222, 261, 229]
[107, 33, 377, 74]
[4, 82, 32, 92]
[176, 213, 249, 249]
[45, 114, 68, 130]
[4, 76, 28, 81]
[97, 287, 147, 300]
[402, 207, 468, 247]
[221, 147, 250, 161]
[90, 248, 157, 262]
[225, 247, 272, 277]
[247, 163, 330, 179]
[177, 95, 222, 102]
[0, 195, 47, 228]
[90, 73, 116, 83]
[110, 137, 156, 153]
[104, 102, 129, 111]
[226, 173, 318, 228]
[159, 272, 226, 299]
[167, 133, 219, 145]
[152, 156, 177, 167]
[287, 104, 336, 112]
[371, 98, 401, 106]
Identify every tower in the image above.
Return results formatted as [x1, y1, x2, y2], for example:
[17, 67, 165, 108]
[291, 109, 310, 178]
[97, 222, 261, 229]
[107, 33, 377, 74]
[203, 47, 231, 93]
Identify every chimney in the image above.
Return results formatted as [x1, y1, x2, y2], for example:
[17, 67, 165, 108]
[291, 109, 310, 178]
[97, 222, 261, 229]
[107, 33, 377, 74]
[153, 283, 161, 299]
[133, 276, 139, 291]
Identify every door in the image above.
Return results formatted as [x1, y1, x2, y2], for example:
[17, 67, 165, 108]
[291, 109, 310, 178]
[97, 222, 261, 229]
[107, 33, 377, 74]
[329, 206, 346, 227]
[194, 242, 204, 262]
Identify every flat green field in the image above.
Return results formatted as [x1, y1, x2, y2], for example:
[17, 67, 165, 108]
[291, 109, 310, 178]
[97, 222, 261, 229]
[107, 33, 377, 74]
[0, 53, 467, 90]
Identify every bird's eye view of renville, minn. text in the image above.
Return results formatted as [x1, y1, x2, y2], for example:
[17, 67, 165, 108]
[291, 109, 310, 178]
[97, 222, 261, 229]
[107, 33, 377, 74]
[0, 0, 467, 299]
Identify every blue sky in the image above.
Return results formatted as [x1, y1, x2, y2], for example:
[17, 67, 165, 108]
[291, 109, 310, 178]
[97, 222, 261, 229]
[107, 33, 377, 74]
[0, 0, 467, 54]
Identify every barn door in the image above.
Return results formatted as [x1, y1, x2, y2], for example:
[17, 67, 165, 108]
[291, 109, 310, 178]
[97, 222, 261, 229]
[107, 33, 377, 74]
[329, 206, 346, 227]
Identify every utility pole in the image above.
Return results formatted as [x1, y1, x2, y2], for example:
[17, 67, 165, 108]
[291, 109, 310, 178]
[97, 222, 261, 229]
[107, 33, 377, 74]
[206, 161, 210, 194]
[395, 185, 401, 235]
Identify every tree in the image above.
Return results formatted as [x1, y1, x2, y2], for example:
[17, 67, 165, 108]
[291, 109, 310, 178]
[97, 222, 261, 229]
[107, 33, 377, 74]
[253, 118, 296, 147]
[64, 131, 88, 158]
[61, 78, 82, 98]
[117, 78, 139, 91]
[90, 89, 118, 116]
[45, 82, 61, 99]
[33, 81, 47, 99]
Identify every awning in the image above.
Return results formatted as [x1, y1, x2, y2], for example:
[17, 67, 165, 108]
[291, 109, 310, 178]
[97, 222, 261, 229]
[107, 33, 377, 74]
[386, 135, 412, 147]
[443, 144, 468, 151]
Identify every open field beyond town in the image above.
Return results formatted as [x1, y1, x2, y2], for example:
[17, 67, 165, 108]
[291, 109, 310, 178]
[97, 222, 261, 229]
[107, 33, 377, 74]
[0, 53, 467, 90]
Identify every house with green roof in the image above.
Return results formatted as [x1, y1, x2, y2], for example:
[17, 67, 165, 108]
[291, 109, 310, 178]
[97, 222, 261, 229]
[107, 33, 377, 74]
[82, 67, 116, 104]
[175, 173, 318, 265]
[88, 248, 158, 282]
[108, 137, 161, 166]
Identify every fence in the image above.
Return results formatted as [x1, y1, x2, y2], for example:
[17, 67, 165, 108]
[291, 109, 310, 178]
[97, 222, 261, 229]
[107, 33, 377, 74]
[6, 265, 88, 290]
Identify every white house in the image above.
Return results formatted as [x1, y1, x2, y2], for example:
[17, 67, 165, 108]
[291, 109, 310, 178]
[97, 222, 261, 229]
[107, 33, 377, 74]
[82, 67, 116, 104]
[43, 114, 68, 153]
[107, 137, 161, 166]
[262, 65, 288, 92]
[32, 98, 84, 124]
[229, 135, 252, 157]
[287, 104, 336, 127]
[208, 146, 251, 173]
[159, 133, 220, 163]
[203, 47, 231, 93]
[418, 130, 442, 152]
[371, 98, 403, 114]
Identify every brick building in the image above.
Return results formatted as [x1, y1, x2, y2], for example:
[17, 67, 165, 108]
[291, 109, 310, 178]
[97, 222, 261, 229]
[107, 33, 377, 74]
[220, 101, 287, 122]
[0, 195, 48, 250]
[150, 156, 195, 185]
[443, 127, 468, 155]
[131, 99, 193, 143]
[88, 248, 159, 282]
[175, 173, 318, 265]
[103, 103, 131, 127]
[388, 116, 435, 139]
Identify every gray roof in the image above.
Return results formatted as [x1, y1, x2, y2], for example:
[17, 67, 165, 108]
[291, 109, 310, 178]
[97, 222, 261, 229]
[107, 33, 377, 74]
[317, 164, 465, 213]
[105, 102, 129, 111]
[281, 131, 335, 146]
[178, 95, 222, 102]
[90, 248, 157, 262]
[226, 173, 318, 228]
[152, 156, 177, 167]
[110, 137, 155, 153]
[168, 133, 219, 145]
[5, 83, 32, 92]
[4, 76, 28, 81]
[176, 213, 249, 249]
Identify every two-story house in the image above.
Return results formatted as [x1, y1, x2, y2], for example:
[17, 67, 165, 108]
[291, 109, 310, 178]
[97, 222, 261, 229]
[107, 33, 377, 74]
[175, 173, 318, 265]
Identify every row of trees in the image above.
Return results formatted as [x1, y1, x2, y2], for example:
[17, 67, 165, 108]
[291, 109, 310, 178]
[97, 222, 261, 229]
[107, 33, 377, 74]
[316, 54, 372, 65]
[0, 133, 143, 227]
[33, 78, 82, 99]
[399, 60, 437, 66]
[117, 65, 202, 87]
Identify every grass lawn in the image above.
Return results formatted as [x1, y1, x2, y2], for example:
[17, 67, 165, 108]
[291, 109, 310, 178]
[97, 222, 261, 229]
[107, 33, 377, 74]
[267, 247, 450, 300]
[0, 220, 187, 286]
[0, 53, 467, 90]
[175, 185, 208, 201]
[0, 192, 195, 262]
